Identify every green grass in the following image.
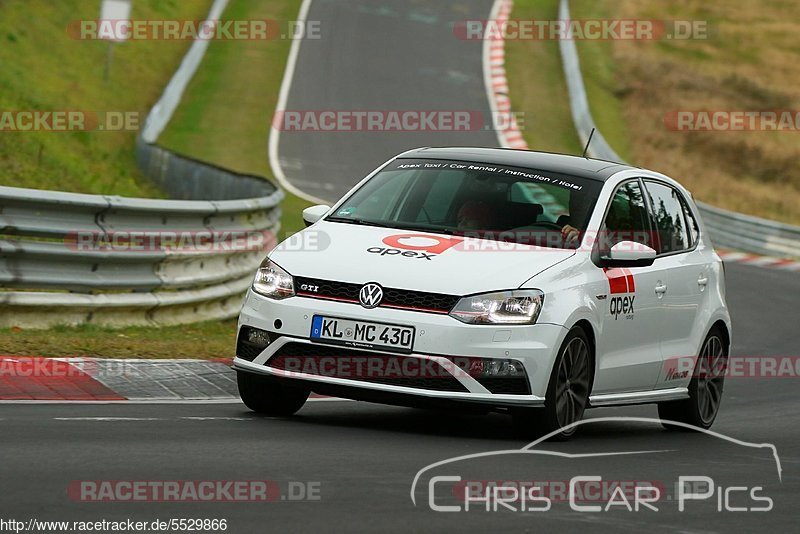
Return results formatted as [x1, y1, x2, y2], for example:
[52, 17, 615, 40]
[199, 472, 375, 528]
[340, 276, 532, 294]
[565, 0, 800, 224]
[0, 320, 237, 359]
[158, 0, 311, 235]
[0, 0, 212, 196]
[505, 0, 583, 155]
[0, 0, 309, 358]
[569, 0, 632, 161]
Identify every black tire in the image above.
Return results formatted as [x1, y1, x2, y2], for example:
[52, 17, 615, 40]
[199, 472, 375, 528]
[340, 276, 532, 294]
[658, 328, 727, 431]
[513, 327, 592, 441]
[237, 371, 310, 416]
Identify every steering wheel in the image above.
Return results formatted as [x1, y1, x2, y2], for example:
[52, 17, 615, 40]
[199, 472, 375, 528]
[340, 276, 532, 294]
[532, 221, 563, 230]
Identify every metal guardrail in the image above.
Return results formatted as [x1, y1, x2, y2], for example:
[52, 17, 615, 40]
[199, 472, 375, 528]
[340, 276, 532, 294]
[0, 186, 280, 291]
[0, 0, 285, 328]
[558, 0, 800, 258]
[0, 183, 281, 328]
[695, 201, 800, 258]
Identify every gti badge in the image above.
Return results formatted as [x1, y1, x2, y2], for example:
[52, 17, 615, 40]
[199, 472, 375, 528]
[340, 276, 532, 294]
[359, 283, 383, 309]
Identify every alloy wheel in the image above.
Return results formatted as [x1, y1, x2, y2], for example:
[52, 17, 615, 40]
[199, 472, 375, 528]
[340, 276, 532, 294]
[555, 336, 591, 428]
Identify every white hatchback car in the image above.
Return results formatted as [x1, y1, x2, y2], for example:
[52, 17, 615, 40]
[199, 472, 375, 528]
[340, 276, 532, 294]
[234, 148, 731, 439]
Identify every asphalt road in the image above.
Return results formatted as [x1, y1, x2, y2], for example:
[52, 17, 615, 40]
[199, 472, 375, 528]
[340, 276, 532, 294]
[274, 0, 498, 202]
[1, 263, 798, 533]
[4, 0, 797, 531]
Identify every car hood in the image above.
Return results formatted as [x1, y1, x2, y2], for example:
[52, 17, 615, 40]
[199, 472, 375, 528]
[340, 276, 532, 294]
[269, 222, 574, 295]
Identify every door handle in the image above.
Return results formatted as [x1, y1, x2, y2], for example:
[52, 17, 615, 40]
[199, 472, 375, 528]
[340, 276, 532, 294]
[697, 275, 708, 286]
[654, 283, 667, 296]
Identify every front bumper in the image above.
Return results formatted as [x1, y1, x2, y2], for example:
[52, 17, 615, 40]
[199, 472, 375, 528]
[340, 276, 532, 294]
[234, 290, 568, 407]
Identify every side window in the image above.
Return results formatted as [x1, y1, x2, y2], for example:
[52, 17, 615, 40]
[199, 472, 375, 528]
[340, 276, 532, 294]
[600, 181, 652, 252]
[681, 198, 700, 247]
[644, 181, 690, 254]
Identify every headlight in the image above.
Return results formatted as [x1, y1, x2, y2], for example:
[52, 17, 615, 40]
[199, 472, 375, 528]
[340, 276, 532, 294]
[252, 259, 294, 299]
[449, 289, 544, 325]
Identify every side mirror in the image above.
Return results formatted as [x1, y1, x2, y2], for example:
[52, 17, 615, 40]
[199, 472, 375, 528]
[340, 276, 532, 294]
[302, 205, 330, 227]
[601, 241, 657, 268]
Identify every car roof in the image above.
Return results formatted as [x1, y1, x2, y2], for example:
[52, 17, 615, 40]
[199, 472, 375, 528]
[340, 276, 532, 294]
[398, 147, 637, 182]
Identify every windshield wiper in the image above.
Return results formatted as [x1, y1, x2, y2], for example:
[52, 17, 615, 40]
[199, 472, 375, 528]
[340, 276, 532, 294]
[385, 224, 457, 235]
[326, 217, 394, 228]
[326, 217, 457, 235]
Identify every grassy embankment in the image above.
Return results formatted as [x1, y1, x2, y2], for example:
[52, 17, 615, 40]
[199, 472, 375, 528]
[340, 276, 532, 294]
[0, 0, 211, 195]
[0, 0, 307, 358]
[570, 0, 800, 224]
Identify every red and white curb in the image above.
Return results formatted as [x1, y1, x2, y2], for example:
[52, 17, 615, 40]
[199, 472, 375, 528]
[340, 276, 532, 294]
[486, 0, 526, 151]
[0, 356, 337, 403]
[717, 250, 800, 272]
[484, 0, 565, 220]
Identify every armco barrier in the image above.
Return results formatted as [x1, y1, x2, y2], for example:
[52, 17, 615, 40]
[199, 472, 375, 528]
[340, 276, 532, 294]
[0, 0, 285, 328]
[557, 0, 800, 258]
[0, 185, 282, 328]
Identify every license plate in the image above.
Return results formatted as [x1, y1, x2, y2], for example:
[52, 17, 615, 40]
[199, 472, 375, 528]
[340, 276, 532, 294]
[310, 316, 415, 353]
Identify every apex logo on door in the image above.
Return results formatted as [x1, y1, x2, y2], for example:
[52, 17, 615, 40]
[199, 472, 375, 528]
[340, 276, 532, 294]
[367, 233, 462, 261]
[605, 268, 636, 320]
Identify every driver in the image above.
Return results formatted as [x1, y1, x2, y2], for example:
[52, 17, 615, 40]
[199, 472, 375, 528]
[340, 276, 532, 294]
[559, 190, 591, 247]
[457, 200, 495, 230]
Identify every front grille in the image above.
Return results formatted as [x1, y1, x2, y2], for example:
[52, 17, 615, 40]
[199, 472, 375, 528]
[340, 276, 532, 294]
[267, 342, 469, 393]
[295, 277, 459, 314]
[382, 287, 459, 313]
[296, 278, 359, 302]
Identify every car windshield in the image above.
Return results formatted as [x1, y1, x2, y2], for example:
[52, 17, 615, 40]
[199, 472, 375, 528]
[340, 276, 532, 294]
[326, 158, 603, 249]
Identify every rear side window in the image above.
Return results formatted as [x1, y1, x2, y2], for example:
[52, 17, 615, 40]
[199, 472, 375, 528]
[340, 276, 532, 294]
[644, 180, 690, 254]
[681, 198, 700, 247]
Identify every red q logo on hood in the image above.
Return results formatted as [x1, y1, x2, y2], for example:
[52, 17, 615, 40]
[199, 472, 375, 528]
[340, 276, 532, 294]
[367, 234, 463, 261]
[382, 234, 463, 254]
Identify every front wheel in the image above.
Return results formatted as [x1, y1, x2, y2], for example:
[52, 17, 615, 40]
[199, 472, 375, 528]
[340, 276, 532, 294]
[513, 327, 592, 441]
[237, 371, 310, 416]
[658, 328, 727, 430]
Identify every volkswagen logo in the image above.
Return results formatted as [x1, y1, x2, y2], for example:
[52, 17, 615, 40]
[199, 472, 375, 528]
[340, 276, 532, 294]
[359, 283, 384, 309]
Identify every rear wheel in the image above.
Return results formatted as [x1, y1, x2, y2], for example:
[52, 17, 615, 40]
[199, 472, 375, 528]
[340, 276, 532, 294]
[237, 371, 310, 416]
[513, 327, 592, 441]
[658, 328, 727, 430]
